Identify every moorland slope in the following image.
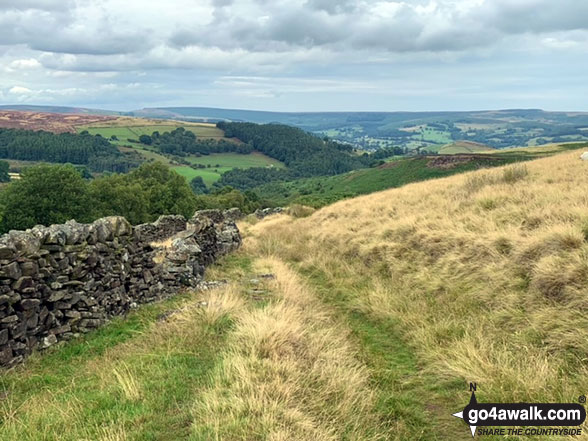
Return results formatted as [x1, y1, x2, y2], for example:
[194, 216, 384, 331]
[2, 150, 587, 440]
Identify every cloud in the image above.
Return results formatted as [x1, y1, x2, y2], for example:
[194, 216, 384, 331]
[0, 0, 587, 111]
[8, 86, 33, 95]
[5, 58, 41, 71]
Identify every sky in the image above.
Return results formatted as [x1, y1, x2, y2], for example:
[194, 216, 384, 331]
[0, 0, 587, 112]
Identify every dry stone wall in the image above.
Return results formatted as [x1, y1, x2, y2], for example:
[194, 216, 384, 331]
[0, 209, 241, 368]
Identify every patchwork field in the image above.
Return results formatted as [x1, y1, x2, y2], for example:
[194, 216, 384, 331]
[173, 152, 284, 186]
[76, 119, 229, 142]
[438, 141, 496, 154]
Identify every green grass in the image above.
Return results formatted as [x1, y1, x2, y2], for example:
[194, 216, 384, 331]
[255, 142, 588, 208]
[172, 165, 231, 185]
[0, 253, 256, 441]
[438, 141, 495, 154]
[77, 123, 227, 141]
[0, 291, 229, 441]
[185, 152, 284, 169]
[255, 155, 515, 207]
[174, 152, 284, 186]
[297, 264, 467, 440]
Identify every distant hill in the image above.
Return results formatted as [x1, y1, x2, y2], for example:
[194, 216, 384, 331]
[0, 105, 122, 116]
[2, 105, 588, 150]
[438, 141, 496, 154]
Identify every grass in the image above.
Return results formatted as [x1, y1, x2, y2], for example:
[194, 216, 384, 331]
[174, 152, 283, 185]
[255, 154, 515, 207]
[185, 152, 284, 169]
[438, 141, 495, 154]
[76, 117, 228, 141]
[0, 289, 231, 440]
[242, 149, 588, 439]
[255, 142, 588, 208]
[4, 147, 588, 439]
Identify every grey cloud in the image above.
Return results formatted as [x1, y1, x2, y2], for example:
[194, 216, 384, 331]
[0, 0, 74, 12]
[169, 0, 588, 54]
[478, 0, 588, 34]
[304, 0, 358, 15]
[0, 3, 148, 55]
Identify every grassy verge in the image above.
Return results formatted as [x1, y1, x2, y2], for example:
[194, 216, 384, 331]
[0, 286, 233, 440]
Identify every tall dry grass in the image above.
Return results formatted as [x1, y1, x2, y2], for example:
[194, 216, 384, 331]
[192, 257, 389, 440]
[242, 151, 588, 437]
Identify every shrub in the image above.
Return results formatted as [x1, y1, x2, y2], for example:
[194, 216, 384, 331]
[502, 164, 529, 184]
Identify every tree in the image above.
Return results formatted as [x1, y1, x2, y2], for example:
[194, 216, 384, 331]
[0, 160, 10, 182]
[0, 164, 92, 233]
[139, 134, 153, 145]
[88, 174, 149, 225]
[190, 176, 209, 194]
[128, 163, 196, 219]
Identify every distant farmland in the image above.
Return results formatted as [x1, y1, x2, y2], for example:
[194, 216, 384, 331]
[76, 118, 230, 142]
[173, 152, 284, 186]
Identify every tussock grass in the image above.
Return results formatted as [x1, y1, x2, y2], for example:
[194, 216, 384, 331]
[244, 150, 588, 439]
[286, 204, 316, 218]
[111, 362, 141, 401]
[192, 258, 389, 441]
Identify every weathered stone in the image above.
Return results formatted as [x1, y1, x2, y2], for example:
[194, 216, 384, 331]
[224, 207, 244, 221]
[20, 298, 41, 310]
[7, 230, 41, 255]
[48, 290, 66, 302]
[13, 276, 34, 291]
[0, 329, 8, 345]
[0, 262, 22, 280]
[0, 239, 16, 260]
[0, 346, 13, 364]
[41, 334, 57, 349]
[20, 261, 39, 277]
[0, 207, 242, 368]
[1, 315, 18, 324]
[44, 225, 67, 245]
[64, 310, 81, 319]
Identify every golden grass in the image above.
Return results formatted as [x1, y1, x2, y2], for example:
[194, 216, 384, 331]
[242, 150, 588, 438]
[192, 257, 389, 440]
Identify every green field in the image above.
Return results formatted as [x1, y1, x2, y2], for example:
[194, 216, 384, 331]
[77, 123, 227, 143]
[173, 152, 284, 186]
[438, 141, 496, 154]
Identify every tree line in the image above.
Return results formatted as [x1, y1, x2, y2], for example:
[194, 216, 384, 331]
[139, 127, 254, 156]
[0, 163, 263, 233]
[214, 122, 375, 190]
[0, 128, 141, 173]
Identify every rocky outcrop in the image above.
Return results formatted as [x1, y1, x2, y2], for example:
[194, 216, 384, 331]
[254, 207, 284, 219]
[0, 209, 241, 368]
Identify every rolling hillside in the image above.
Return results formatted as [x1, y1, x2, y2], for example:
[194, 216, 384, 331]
[3, 105, 588, 151]
[438, 141, 495, 154]
[3, 149, 587, 440]
[254, 142, 588, 207]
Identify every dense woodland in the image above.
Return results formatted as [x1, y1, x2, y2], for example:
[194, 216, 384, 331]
[0, 128, 140, 172]
[142, 127, 253, 156]
[215, 122, 374, 189]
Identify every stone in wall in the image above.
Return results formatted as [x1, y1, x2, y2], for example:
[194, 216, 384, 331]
[0, 209, 241, 368]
